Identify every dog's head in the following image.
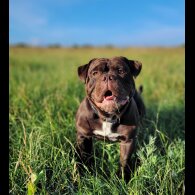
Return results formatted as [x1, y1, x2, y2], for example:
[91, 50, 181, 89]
[78, 56, 142, 114]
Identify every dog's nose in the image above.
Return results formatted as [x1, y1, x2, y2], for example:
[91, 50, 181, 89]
[109, 75, 113, 80]
[102, 74, 115, 81]
[102, 75, 107, 81]
[109, 74, 116, 81]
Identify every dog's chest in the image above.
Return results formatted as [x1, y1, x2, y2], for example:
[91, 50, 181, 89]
[93, 121, 121, 141]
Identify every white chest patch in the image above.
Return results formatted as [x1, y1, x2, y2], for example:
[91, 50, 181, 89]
[93, 121, 121, 141]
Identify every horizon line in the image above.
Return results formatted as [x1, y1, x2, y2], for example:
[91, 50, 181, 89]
[9, 42, 185, 48]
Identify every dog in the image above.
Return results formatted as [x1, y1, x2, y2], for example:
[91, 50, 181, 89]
[75, 56, 145, 182]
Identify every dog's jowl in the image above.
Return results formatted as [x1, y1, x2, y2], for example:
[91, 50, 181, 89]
[75, 56, 145, 182]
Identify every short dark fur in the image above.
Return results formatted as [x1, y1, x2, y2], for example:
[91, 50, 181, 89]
[76, 56, 145, 182]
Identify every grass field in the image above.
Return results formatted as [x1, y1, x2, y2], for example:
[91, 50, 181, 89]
[9, 47, 185, 194]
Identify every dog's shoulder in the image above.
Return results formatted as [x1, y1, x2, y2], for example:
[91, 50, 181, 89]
[119, 98, 140, 126]
[76, 97, 93, 119]
[133, 89, 146, 118]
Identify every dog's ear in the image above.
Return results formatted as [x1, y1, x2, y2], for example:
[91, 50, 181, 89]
[78, 64, 89, 83]
[121, 57, 142, 77]
[78, 58, 97, 83]
[128, 60, 142, 77]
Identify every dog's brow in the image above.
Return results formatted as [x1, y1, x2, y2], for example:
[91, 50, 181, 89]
[112, 59, 126, 65]
[93, 59, 108, 65]
[89, 61, 108, 72]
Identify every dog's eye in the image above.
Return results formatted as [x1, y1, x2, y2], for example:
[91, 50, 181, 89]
[92, 71, 98, 76]
[118, 69, 124, 74]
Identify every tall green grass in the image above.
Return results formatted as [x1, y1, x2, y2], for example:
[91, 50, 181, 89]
[9, 47, 184, 194]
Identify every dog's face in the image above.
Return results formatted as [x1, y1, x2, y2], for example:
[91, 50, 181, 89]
[78, 57, 142, 114]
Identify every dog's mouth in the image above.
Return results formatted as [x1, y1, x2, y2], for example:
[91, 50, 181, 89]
[104, 90, 114, 100]
[103, 90, 129, 105]
[93, 89, 130, 114]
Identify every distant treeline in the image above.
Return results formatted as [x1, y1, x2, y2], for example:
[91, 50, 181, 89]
[10, 43, 185, 48]
[10, 43, 116, 48]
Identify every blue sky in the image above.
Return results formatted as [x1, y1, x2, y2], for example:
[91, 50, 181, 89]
[10, 0, 185, 46]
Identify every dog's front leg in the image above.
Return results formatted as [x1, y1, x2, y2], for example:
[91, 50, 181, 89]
[119, 138, 135, 182]
[76, 132, 93, 171]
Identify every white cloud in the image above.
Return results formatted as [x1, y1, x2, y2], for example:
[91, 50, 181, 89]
[115, 26, 184, 46]
[10, 0, 47, 30]
[29, 38, 43, 46]
[21, 25, 184, 46]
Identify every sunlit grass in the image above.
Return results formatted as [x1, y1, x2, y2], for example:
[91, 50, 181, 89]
[9, 47, 184, 194]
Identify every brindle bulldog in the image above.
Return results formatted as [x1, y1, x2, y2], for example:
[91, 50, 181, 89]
[75, 56, 145, 182]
